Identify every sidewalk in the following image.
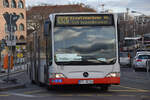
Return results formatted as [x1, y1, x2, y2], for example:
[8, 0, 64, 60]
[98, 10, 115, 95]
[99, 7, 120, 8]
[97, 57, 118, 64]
[0, 64, 28, 91]
[0, 63, 28, 76]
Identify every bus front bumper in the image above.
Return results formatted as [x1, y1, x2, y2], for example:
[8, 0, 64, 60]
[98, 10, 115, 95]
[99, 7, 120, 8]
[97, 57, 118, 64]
[49, 77, 120, 85]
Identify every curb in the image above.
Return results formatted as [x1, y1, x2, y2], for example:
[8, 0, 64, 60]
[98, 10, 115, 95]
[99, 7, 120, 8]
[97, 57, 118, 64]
[0, 83, 26, 91]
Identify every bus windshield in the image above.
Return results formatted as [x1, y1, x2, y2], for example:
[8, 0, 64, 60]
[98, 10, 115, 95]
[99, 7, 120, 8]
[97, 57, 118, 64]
[54, 26, 116, 65]
[124, 40, 136, 46]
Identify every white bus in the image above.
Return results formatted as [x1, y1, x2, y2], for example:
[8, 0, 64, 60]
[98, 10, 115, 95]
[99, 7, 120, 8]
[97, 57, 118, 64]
[28, 13, 120, 91]
[123, 37, 141, 51]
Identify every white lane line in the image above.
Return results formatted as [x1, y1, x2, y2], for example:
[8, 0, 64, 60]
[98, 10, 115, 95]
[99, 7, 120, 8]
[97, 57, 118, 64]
[113, 85, 150, 92]
[9, 93, 37, 97]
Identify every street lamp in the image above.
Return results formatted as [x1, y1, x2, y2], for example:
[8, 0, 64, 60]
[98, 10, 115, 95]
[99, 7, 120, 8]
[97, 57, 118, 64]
[131, 11, 145, 15]
[131, 10, 147, 46]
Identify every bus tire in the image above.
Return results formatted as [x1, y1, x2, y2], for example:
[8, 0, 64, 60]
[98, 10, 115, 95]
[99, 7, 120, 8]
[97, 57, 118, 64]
[100, 85, 110, 91]
[46, 85, 55, 90]
[31, 80, 36, 84]
[29, 68, 36, 84]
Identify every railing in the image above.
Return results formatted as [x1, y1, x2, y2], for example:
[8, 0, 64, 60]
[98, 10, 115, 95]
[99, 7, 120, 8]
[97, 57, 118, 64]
[0, 56, 28, 74]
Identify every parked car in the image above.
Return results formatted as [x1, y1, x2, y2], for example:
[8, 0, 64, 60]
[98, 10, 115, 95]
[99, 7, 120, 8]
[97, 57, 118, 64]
[133, 53, 150, 71]
[119, 52, 131, 67]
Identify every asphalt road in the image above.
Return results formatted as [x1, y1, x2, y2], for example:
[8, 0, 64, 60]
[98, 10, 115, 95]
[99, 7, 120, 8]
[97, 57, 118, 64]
[0, 67, 150, 100]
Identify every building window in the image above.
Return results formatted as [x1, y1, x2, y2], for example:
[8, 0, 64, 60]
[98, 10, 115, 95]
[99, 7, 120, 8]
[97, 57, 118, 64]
[16, 36, 18, 40]
[19, 13, 24, 19]
[11, 0, 16, 8]
[18, 0, 24, 8]
[5, 23, 17, 32]
[14, 24, 17, 31]
[3, 0, 9, 8]
[13, 12, 16, 15]
[19, 23, 24, 31]
[19, 35, 25, 40]
[5, 24, 8, 33]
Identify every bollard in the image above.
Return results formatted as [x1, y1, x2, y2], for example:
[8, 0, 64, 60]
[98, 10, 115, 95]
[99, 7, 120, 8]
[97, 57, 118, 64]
[26, 64, 28, 74]
[146, 59, 150, 79]
[146, 60, 148, 73]
[146, 60, 150, 72]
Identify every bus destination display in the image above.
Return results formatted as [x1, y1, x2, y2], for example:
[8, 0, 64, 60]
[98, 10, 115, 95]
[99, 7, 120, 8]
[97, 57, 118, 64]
[55, 14, 113, 26]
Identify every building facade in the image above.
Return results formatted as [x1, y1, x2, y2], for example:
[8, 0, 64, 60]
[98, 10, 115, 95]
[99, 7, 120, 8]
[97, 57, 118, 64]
[0, 0, 26, 41]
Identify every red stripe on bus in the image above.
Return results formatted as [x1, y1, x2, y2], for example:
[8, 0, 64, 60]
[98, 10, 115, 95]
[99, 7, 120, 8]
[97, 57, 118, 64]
[49, 77, 120, 85]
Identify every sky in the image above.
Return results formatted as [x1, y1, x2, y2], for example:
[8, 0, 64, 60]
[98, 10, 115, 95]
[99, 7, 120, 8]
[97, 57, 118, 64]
[26, 0, 150, 15]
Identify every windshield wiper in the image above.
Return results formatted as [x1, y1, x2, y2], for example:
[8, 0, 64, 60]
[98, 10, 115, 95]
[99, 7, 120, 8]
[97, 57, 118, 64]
[55, 58, 116, 65]
[87, 59, 116, 65]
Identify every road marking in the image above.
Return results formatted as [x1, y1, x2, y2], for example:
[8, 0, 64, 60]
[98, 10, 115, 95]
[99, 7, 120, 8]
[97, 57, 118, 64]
[24, 90, 46, 94]
[37, 93, 54, 96]
[118, 95, 135, 97]
[77, 94, 93, 96]
[0, 94, 10, 96]
[10, 93, 36, 97]
[59, 94, 73, 96]
[113, 85, 150, 92]
[110, 89, 150, 92]
[97, 94, 113, 96]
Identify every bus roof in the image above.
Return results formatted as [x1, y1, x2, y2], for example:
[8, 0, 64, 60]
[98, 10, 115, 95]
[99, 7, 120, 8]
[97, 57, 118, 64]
[50, 12, 116, 15]
[124, 37, 141, 40]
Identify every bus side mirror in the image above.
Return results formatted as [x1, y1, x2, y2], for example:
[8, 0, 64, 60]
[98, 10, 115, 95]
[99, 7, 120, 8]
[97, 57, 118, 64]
[44, 20, 51, 36]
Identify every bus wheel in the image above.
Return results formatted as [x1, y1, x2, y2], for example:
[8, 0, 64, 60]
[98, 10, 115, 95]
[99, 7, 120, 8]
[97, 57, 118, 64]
[29, 70, 36, 84]
[46, 85, 55, 90]
[31, 80, 36, 84]
[100, 85, 110, 91]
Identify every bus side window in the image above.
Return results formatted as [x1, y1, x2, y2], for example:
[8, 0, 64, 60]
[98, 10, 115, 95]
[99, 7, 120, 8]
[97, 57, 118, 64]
[44, 20, 51, 36]
[44, 20, 52, 65]
[48, 26, 52, 65]
[117, 20, 121, 54]
[117, 20, 120, 42]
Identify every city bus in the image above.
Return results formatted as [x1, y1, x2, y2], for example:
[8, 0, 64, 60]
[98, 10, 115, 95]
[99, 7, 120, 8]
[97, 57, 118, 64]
[122, 37, 141, 52]
[143, 33, 150, 49]
[28, 13, 120, 91]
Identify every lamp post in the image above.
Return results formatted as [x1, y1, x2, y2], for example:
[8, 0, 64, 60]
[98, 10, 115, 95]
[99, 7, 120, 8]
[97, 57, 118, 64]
[124, 8, 130, 37]
[131, 11, 147, 46]
[133, 16, 139, 37]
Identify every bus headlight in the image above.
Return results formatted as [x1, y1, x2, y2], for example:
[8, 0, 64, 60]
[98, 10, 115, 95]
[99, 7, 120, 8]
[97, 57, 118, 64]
[106, 72, 120, 77]
[50, 73, 66, 78]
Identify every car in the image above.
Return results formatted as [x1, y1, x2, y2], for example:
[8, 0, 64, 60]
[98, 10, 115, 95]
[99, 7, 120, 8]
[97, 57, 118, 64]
[133, 50, 150, 64]
[133, 53, 150, 71]
[135, 50, 150, 56]
[119, 52, 131, 67]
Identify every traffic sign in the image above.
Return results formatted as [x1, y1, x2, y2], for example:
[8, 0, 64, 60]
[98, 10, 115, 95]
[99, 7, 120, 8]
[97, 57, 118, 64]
[5, 34, 17, 46]
[17, 53, 23, 58]
[0, 39, 6, 49]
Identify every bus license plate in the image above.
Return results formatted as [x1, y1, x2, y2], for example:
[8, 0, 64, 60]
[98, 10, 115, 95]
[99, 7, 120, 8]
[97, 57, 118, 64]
[79, 80, 93, 84]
